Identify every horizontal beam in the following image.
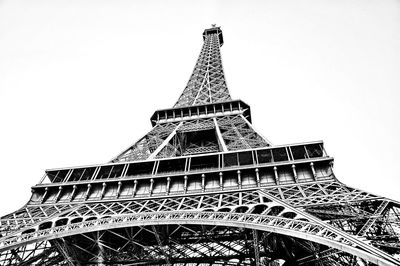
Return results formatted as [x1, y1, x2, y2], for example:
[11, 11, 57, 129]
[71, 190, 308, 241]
[44, 141, 328, 182]
[1, 211, 398, 266]
[150, 100, 251, 126]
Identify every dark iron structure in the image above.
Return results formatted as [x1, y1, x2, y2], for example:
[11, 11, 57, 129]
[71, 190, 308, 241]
[0, 26, 399, 266]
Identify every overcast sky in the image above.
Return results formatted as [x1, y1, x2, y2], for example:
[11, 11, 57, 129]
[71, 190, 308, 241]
[0, 0, 399, 216]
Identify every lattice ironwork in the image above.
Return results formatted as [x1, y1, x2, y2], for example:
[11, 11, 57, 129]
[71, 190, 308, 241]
[112, 122, 180, 162]
[1, 25, 400, 266]
[175, 27, 231, 108]
[217, 115, 270, 150]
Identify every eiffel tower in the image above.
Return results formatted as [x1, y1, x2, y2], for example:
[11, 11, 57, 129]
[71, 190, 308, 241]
[1, 25, 399, 266]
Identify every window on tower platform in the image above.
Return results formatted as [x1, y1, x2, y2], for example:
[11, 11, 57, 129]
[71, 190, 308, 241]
[256, 149, 273, 164]
[157, 158, 186, 174]
[306, 144, 324, 158]
[272, 147, 289, 162]
[126, 161, 154, 177]
[290, 145, 308, 160]
[190, 154, 219, 171]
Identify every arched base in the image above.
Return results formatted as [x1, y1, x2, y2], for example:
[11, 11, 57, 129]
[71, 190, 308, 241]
[1, 211, 398, 265]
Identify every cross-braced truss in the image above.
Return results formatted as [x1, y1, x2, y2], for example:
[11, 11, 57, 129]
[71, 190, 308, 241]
[174, 27, 231, 108]
[112, 121, 180, 162]
[1, 25, 400, 265]
[1, 186, 400, 265]
[113, 114, 269, 162]
[217, 115, 269, 151]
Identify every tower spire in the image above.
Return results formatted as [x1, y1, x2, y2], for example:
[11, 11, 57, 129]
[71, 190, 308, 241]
[174, 26, 231, 107]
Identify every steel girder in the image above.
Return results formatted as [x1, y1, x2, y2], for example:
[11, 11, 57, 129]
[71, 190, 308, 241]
[1, 190, 400, 265]
[0, 180, 384, 231]
[0, 212, 396, 265]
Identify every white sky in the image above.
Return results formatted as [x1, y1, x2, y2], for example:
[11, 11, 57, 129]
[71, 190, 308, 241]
[0, 0, 399, 216]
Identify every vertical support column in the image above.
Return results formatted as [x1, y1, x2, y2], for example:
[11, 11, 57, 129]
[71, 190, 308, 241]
[237, 170, 242, 189]
[100, 183, 107, 199]
[41, 187, 48, 204]
[310, 162, 316, 180]
[132, 180, 138, 197]
[252, 229, 261, 266]
[329, 161, 334, 178]
[70, 185, 77, 202]
[292, 164, 298, 183]
[273, 166, 279, 185]
[255, 168, 260, 187]
[184, 175, 188, 193]
[201, 174, 206, 192]
[116, 181, 122, 198]
[166, 177, 171, 195]
[219, 172, 223, 190]
[84, 184, 91, 200]
[55, 186, 63, 202]
[149, 179, 154, 196]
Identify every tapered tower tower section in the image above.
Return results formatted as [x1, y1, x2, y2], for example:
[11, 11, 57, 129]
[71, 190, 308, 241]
[175, 26, 230, 107]
[0, 26, 400, 266]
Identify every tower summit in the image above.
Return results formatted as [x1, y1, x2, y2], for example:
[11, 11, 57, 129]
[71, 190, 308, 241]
[203, 25, 224, 46]
[175, 25, 230, 108]
[0, 26, 399, 266]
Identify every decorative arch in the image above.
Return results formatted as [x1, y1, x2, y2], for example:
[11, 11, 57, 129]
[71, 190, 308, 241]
[1, 211, 398, 266]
